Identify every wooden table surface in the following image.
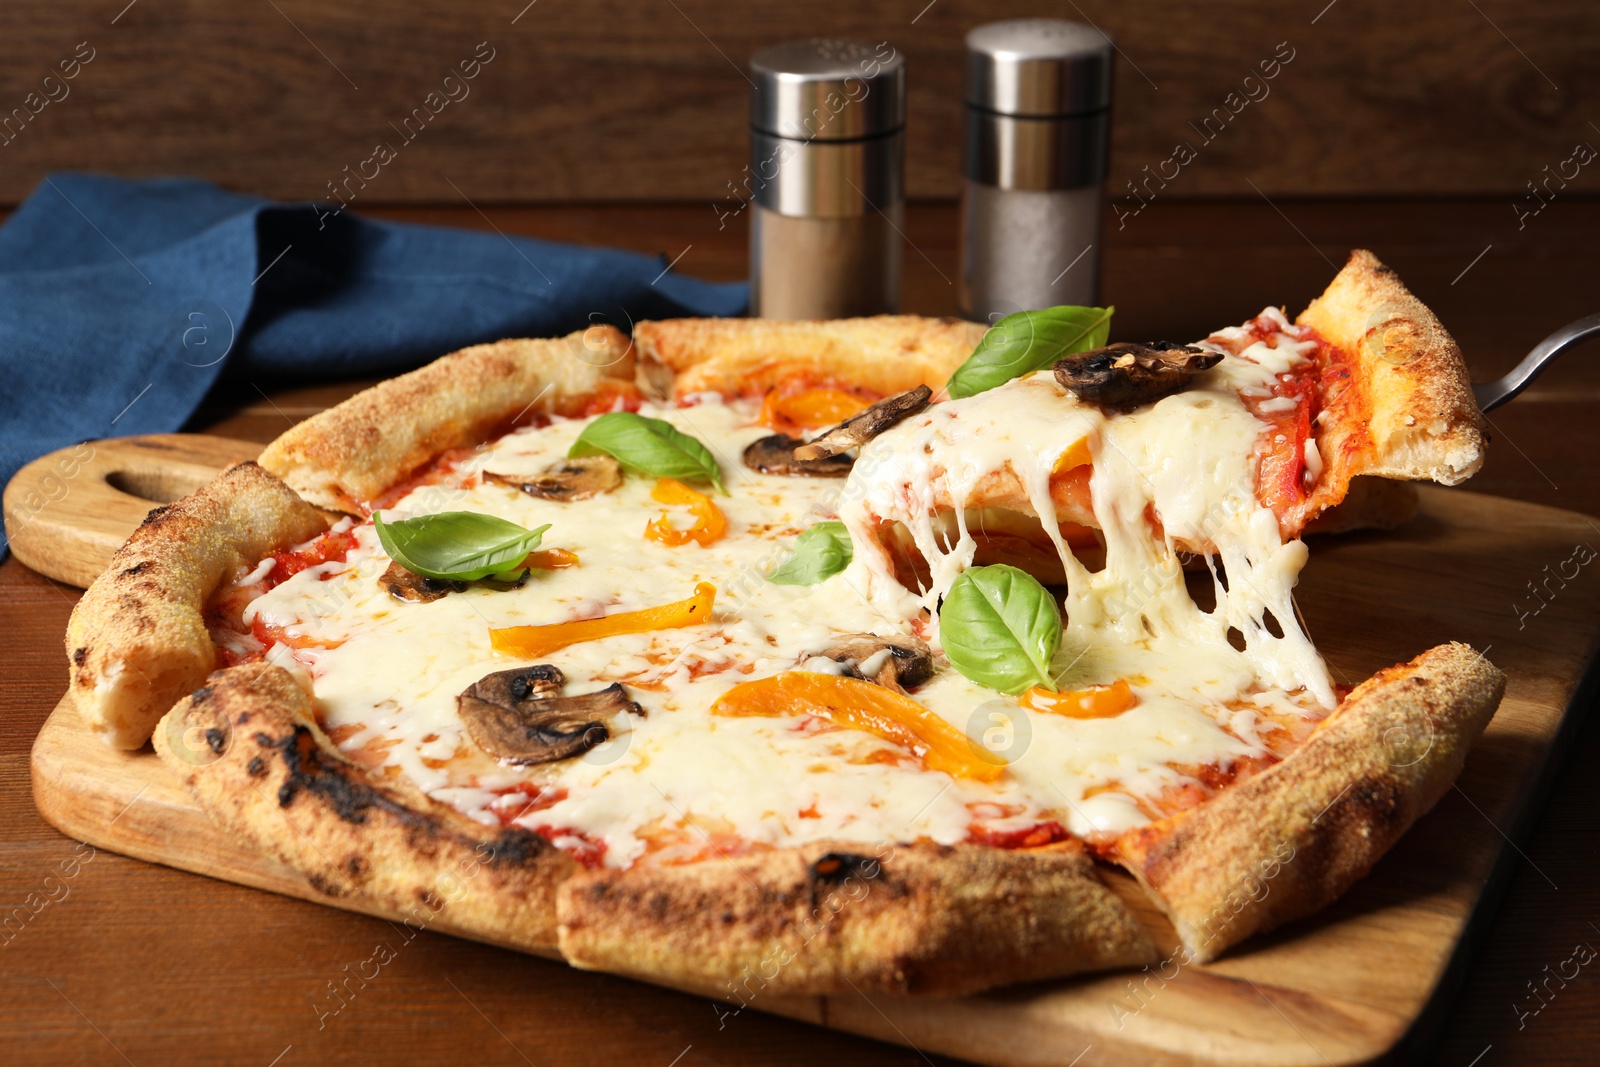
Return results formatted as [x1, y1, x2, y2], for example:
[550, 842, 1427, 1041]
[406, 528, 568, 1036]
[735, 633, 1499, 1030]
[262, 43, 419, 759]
[3, 199, 1597, 1066]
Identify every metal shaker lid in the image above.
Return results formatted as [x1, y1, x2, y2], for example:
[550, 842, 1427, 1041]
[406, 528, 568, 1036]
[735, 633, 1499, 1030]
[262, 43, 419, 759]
[964, 19, 1113, 117]
[750, 38, 905, 141]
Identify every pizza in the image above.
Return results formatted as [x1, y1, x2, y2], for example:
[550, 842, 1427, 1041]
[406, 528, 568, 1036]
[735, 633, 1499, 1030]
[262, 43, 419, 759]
[63, 249, 1504, 997]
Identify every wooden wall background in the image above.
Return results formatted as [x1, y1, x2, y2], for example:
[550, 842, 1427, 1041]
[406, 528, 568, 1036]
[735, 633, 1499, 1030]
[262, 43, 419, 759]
[0, 0, 1595, 207]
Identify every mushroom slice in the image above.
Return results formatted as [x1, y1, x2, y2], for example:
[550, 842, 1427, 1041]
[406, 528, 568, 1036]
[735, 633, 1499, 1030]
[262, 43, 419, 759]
[742, 434, 854, 478]
[819, 633, 934, 693]
[457, 665, 644, 766]
[484, 455, 623, 502]
[1053, 342, 1222, 410]
[793, 385, 933, 461]
[381, 561, 467, 603]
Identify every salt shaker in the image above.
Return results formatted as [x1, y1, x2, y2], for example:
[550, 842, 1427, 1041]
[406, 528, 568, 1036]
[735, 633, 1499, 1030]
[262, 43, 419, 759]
[959, 20, 1113, 322]
[748, 39, 905, 319]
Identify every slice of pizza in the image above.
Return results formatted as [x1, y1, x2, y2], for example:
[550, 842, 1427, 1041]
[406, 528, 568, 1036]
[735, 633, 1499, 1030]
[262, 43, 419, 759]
[63, 249, 1504, 996]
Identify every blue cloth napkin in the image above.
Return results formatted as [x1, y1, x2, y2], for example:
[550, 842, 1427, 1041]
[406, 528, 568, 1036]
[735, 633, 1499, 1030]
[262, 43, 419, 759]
[0, 173, 746, 555]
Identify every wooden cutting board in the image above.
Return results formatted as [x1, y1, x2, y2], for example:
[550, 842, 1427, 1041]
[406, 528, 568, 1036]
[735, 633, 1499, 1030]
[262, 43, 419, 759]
[10, 434, 1600, 1067]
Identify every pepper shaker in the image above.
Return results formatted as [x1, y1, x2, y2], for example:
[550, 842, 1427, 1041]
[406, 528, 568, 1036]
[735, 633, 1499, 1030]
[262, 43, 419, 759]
[959, 20, 1113, 322]
[748, 39, 905, 319]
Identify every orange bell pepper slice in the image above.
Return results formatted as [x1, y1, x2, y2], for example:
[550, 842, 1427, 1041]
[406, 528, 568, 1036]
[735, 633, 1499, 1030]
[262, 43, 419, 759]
[1051, 436, 1092, 474]
[644, 478, 727, 547]
[759, 386, 870, 433]
[713, 672, 1006, 782]
[524, 548, 579, 570]
[490, 582, 716, 659]
[1020, 679, 1136, 719]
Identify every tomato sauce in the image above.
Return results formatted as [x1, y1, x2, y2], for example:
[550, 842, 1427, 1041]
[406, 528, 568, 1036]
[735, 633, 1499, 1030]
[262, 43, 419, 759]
[566, 379, 644, 418]
[367, 448, 479, 512]
[967, 820, 1073, 850]
[207, 523, 363, 667]
[536, 829, 608, 869]
[480, 785, 612, 869]
[266, 525, 360, 587]
[1213, 312, 1368, 532]
[1147, 752, 1280, 821]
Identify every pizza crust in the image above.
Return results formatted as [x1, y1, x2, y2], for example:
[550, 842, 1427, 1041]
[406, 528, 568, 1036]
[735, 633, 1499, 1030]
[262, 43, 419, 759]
[1297, 249, 1486, 490]
[153, 662, 577, 950]
[557, 839, 1156, 997]
[839, 250, 1484, 551]
[259, 328, 636, 513]
[634, 315, 987, 399]
[1112, 641, 1505, 964]
[150, 664, 1156, 992]
[64, 258, 1505, 995]
[66, 462, 328, 750]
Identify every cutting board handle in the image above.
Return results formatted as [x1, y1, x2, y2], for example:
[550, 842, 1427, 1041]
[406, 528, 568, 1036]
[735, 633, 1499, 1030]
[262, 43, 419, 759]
[3, 434, 263, 588]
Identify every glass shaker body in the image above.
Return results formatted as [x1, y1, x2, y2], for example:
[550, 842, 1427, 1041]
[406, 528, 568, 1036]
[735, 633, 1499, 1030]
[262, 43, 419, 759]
[958, 20, 1114, 322]
[749, 132, 904, 319]
[748, 39, 906, 320]
[960, 180, 1100, 317]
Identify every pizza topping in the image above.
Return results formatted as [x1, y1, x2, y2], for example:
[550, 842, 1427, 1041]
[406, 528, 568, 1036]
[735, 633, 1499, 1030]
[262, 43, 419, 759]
[793, 385, 933, 461]
[458, 664, 643, 765]
[713, 672, 1005, 782]
[525, 547, 580, 570]
[569, 411, 725, 492]
[484, 455, 622, 502]
[981, 821, 1081, 850]
[842, 311, 1338, 716]
[265, 522, 359, 588]
[489, 582, 717, 660]
[1053, 342, 1222, 410]
[643, 478, 728, 547]
[380, 544, 576, 602]
[1052, 436, 1093, 474]
[241, 382, 1320, 864]
[380, 560, 465, 603]
[759, 386, 871, 434]
[946, 305, 1115, 399]
[938, 565, 1063, 696]
[1239, 349, 1319, 519]
[1020, 679, 1136, 719]
[742, 434, 854, 477]
[817, 633, 933, 693]
[374, 510, 550, 583]
[768, 521, 853, 585]
[1302, 437, 1323, 486]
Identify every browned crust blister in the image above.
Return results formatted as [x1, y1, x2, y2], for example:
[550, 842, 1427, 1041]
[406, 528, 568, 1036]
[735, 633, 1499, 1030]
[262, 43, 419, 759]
[634, 315, 987, 398]
[557, 840, 1156, 997]
[65, 259, 1507, 994]
[66, 462, 329, 750]
[152, 663, 576, 949]
[1298, 249, 1487, 489]
[151, 666, 1154, 990]
[258, 328, 635, 512]
[1114, 642, 1505, 963]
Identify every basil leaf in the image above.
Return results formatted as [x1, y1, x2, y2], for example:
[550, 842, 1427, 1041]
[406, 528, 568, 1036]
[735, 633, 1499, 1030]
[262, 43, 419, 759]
[947, 305, 1114, 399]
[374, 511, 549, 582]
[767, 521, 853, 585]
[939, 564, 1062, 694]
[569, 412, 725, 492]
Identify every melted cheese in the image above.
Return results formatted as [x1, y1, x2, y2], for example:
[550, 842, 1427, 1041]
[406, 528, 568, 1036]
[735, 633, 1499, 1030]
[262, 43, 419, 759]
[841, 319, 1333, 709]
[242, 311, 1334, 866]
